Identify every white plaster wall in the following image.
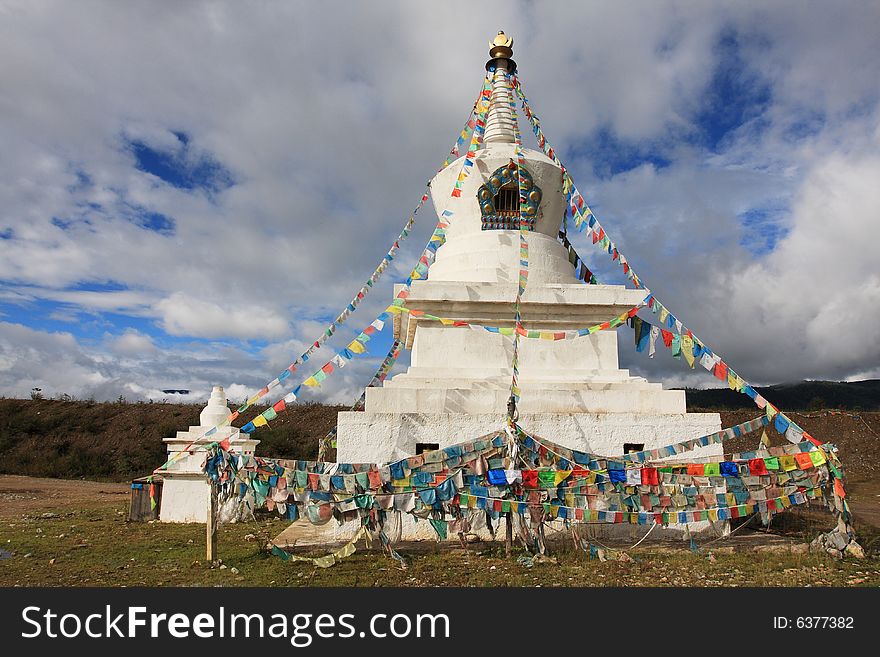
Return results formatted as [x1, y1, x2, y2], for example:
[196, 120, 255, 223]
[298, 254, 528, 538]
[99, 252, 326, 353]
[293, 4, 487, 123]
[336, 411, 721, 465]
[365, 387, 690, 415]
[159, 476, 209, 523]
[409, 325, 621, 373]
[159, 431, 258, 524]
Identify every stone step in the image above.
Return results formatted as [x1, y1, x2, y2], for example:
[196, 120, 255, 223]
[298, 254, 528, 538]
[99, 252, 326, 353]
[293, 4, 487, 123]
[383, 377, 662, 392]
[364, 386, 687, 414]
[388, 366, 640, 381]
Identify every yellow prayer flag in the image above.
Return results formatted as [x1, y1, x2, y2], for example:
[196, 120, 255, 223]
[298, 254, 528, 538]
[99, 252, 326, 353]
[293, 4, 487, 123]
[554, 470, 572, 486]
[252, 415, 268, 428]
[680, 334, 695, 368]
[347, 340, 366, 354]
[303, 376, 319, 387]
[313, 555, 336, 568]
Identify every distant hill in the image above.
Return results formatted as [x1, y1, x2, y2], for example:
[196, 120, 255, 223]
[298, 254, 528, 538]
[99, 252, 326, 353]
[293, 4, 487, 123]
[685, 379, 880, 411]
[0, 380, 877, 482]
[0, 398, 342, 482]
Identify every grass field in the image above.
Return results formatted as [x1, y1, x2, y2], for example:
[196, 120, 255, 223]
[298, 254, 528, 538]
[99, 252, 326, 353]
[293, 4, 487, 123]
[2, 492, 878, 587]
[0, 398, 877, 587]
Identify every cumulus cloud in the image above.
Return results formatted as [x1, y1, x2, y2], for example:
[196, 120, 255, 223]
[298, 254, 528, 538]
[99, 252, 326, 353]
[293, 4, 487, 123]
[155, 292, 290, 339]
[105, 329, 157, 356]
[0, 0, 877, 404]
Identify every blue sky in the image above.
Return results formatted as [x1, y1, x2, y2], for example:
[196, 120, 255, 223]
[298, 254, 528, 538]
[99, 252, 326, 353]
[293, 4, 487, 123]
[0, 0, 879, 404]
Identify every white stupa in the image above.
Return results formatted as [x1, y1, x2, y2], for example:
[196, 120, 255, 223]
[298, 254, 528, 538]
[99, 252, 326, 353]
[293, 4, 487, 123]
[335, 33, 721, 466]
[159, 386, 259, 523]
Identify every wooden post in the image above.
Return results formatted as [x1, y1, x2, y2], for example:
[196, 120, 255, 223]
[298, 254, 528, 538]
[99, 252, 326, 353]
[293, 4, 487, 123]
[505, 512, 513, 556]
[206, 482, 218, 562]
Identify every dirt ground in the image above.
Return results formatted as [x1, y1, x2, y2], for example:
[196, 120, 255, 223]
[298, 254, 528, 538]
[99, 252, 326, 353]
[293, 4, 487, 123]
[0, 475, 129, 519]
[0, 474, 878, 587]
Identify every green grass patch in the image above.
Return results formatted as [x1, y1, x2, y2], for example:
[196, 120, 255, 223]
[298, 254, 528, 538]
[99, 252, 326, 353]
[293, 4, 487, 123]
[2, 501, 879, 587]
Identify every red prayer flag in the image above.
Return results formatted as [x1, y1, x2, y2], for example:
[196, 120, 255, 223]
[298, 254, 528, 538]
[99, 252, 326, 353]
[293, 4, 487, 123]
[748, 458, 769, 476]
[804, 431, 823, 447]
[367, 470, 382, 489]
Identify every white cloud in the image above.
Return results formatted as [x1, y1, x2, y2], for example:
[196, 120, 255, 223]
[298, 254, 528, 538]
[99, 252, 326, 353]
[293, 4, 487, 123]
[155, 292, 290, 339]
[106, 328, 157, 356]
[0, 0, 877, 405]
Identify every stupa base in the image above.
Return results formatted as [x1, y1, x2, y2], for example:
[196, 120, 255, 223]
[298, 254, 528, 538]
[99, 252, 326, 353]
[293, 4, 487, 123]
[276, 510, 723, 547]
[335, 410, 722, 464]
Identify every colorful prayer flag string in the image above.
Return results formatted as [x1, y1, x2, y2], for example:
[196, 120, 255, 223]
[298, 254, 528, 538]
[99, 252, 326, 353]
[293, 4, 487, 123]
[237, 73, 495, 436]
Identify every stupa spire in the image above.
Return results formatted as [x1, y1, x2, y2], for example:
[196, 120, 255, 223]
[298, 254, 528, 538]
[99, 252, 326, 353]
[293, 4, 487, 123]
[483, 31, 517, 145]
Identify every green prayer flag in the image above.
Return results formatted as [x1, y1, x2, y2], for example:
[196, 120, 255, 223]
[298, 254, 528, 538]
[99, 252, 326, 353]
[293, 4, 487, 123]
[428, 518, 448, 540]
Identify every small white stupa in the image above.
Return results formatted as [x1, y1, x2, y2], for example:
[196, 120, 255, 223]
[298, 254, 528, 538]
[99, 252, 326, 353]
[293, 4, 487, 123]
[336, 33, 722, 466]
[159, 386, 259, 523]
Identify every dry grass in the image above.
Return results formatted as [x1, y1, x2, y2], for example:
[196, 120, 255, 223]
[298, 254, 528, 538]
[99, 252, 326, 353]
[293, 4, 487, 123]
[1, 499, 878, 587]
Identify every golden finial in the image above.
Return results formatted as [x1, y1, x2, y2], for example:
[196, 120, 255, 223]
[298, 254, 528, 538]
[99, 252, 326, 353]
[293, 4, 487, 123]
[489, 30, 513, 59]
[486, 30, 515, 71]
